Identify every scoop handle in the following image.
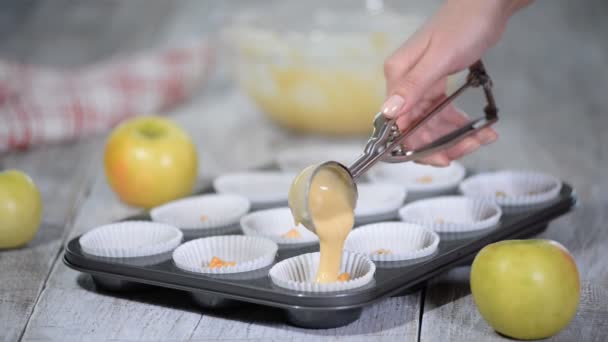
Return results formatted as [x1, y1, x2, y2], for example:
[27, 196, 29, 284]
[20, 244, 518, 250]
[348, 60, 498, 178]
[381, 60, 498, 163]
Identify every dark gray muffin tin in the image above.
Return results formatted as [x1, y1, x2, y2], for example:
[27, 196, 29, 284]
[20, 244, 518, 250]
[64, 181, 576, 329]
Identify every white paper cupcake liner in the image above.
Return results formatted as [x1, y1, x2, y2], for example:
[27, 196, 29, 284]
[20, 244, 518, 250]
[345, 222, 439, 262]
[269, 251, 375, 293]
[172, 235, 278, 274]
[150, 194, 250, 230]
[398, 196, 502, 233]
[367, 161, 465, 199]
[459, 170, 562, 207]
[240, 207, 319, 245]
[354, 183, 407, 218]
[213, 171, 295, 208]
[276, 144, 363, 173]
[79, 221, 183, 258]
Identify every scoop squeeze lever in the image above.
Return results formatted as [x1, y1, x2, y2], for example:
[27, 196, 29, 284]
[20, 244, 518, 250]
[349, 59, 498, 179]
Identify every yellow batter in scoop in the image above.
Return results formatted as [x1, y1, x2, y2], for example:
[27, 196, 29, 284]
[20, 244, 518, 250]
[289, 164, 356, 283]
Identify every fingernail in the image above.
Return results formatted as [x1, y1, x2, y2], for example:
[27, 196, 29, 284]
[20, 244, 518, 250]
[433, 155, 451, 167]
[460, 140, 479, 156]
[381, 94, 405, 118]
[480, 130, 498, 145]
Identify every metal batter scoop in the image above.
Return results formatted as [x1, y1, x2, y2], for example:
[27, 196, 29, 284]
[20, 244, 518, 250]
[289, 60, 498, 233]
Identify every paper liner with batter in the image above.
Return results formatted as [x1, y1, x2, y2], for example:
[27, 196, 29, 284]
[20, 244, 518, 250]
[240, 207, 319, 245]
[276, 144, 362, 173]
[172, 235, 278, 274]
[354, 183, 407, 218]
[459, 170, 562, 206]
[213, 171, 294, 208]
[345, 222, 439, 261]
[269, 251, 375, 293]
[150, 194, 250, 231]
[367, 161, 465, 199]
[398, 196, 502, 233]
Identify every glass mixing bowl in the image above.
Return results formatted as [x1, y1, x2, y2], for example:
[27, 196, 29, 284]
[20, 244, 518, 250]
[224, 6, 427, 136]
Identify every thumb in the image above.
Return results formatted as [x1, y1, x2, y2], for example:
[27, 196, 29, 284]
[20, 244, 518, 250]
[381, 47, 450, 119]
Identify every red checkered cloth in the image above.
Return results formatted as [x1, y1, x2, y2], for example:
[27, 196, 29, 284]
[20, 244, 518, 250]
[0, 40, 213, 154]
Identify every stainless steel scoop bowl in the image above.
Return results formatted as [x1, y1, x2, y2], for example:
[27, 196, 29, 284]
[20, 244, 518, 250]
[288, 60, 498, 233]
[288, 161, 357, 233]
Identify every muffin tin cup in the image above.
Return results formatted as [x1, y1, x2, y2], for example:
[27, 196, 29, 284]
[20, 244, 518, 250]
[150, 194, 251, 231]
[459, 170, 563, 207]
[92, 275, 145, 292]
[438, 229, 499, 243]
[345, 222, 439, 262]
[79, 221, 183, 258]
[286, 307, 363, 329]
[172, 235, 278, 274]
[398, 196, 502, 233]
[85, 250, 174, 268]
[269, 251, 376, 293]
[180, 224, 243, 240]
[190, 292, 241, 309]
[213, 171, 294, 209]
[367, 161, 466, 199]
[240, 207, 319, 246]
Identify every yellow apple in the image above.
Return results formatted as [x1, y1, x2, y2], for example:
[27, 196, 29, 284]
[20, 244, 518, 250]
[471, 239, 580, 340]
[104, 116, 198, 209]
[0, 170, 43, 249]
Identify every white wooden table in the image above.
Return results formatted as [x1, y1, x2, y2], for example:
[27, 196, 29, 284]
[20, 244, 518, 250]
[1, 1, 607, 341]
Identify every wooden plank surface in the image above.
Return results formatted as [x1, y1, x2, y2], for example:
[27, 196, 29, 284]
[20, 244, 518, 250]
[420, 1, 608, 341]
[1, 0, 606, 341]
[0, 141, 100, 342]
[0, 1, 178, 341]
[421, 270, 608, 342]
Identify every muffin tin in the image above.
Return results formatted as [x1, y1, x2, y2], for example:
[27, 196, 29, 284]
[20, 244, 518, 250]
[63, 172, 576, 329]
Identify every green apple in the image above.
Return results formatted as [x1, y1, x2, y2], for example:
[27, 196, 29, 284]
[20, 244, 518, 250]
[0, 170, 43, 249]
[471, 239, 580, 340]
[104, 116, 198, 209]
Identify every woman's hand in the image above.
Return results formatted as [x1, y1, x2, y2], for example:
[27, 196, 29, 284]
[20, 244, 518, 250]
[381, 0, 532, 166]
